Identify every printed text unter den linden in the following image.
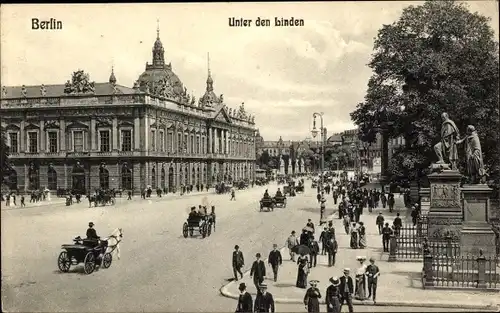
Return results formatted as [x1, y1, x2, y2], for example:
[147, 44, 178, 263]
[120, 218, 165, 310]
[229, 17, 305, 27]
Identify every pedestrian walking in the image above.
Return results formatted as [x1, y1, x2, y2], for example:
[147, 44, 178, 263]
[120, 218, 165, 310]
[308, 236, 319, 268]
[235, 283, 253, 313]
[326, 237, 338, 267]
[381, 192, 387, 208]
[230, 188, 236, 201]
[306, 219, 315, 234]
[411, 206, 419, 226]
[365, 257, 380, 303]
[127, 190, 132, 200]
[286, 231, 299, 261]
[354, 256, 368, 300]
[325, 277, 341, 313]
[319, 227, 328, 255]
[376, 213, 384, 234]
[250, 253, 266, 291]
[268, 244, 282, 282]
[382, 223, 392, 252]
[304, 280, 322, 313]
[339, 268, 354, 313]
[296, 257, 309, 289]
[232, 245, 245, 281]
[358, 222, 366, 249]
[20, 195, 25, 207]
[393, 213, 402, 236]
[388, 193, 395, 212]
[254, 283, 275, 313]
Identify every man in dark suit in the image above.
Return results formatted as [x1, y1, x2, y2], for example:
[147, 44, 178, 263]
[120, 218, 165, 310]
[235, 283, 253, 313]
[393, 213, 403, 236]
[250, 253, 266, 291]
[365, 257, 380, 303]
[326, 237, 338, 267]
[232, 245, 245, 281]
[339, 268, 354, 313]
[86, 222, 99, 240]
[382, 223, 393, 252]
[254, 283, 275, 312]
[268, 244, 282, 282]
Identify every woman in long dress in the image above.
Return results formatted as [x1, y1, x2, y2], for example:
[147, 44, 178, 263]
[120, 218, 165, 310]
[304, 280, 321, 313]
[296, 258, 309, 289]
[355, 257, 368, 300]
[358, 222, 367, 249]
[350, 223, 359, 249]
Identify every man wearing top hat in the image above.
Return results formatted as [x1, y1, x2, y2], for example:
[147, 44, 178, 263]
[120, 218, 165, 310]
[365, 257, 380, 303]
[235, 283, 253, 313]
[233, 245, 245, 281]
[86, 222, 99, 240]
[339, 268, 354, 313]
[250, 253, 266, 291]
[254, 283, 275, 312]
[325, 277, 341, 313]
[268, 244, 282, 282]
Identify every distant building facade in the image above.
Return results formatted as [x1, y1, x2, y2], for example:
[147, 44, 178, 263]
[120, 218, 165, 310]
[1, 27, 257, 194]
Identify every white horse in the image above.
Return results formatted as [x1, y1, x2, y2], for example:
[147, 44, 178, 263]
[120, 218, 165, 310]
[103, 228, 123, 261]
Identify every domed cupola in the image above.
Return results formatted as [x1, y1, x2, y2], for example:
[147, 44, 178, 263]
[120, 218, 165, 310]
[137, 21, 187, 100]
[109, 66, 117, 84]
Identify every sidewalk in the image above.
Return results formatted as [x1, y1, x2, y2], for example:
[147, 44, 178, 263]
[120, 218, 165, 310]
[220, 202, 500, 310]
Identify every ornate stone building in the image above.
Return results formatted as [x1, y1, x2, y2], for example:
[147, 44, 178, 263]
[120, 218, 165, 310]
[0, 27, 257, 194]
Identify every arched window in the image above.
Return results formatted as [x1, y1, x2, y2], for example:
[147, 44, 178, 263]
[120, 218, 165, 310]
[99, 167, 110, 189]
[168, 167, 174, 192]
[151, 167, 156, 189]
[161, 168, 166, 189]
[47, 167, 57, 190]
[121, 166, 132, 190]
[72, 164, 85, 193]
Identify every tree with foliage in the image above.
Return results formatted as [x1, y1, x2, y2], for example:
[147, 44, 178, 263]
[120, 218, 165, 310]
[282, 154, 290, 175]
[350, 0, 499, 182]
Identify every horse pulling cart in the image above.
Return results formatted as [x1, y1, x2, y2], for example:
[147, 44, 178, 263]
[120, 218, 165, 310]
[57, 237, 113, 274]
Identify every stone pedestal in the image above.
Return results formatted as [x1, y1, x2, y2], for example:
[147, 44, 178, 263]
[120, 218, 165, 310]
[460, 184, 496, 257]
[427, 170, 463, 242]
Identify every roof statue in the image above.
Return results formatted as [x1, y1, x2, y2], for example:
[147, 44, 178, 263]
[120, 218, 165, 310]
[1, 86, 6, 97]
[228, 108, 233, 117]
[237, 102, 247, 120]
[219, 94, 224, 103]
[63, 70, 95, 94]
[21, 85, 28, 97]
[191, 95, 196, 106]
[40, 84, 47, 96]
[133, 80, 140, 90]
[186, 93, 191, 104]
[251, 116, 255, 123]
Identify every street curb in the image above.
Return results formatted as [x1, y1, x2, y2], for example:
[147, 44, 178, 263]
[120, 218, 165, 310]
[220, 284, 499, 310]
[219, 213, 499, 311]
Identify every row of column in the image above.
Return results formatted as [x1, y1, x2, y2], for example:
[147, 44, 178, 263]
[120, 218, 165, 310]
[209, 127, 230, 154]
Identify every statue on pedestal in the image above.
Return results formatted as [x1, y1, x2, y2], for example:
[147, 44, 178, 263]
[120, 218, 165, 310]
[456, 125, 486, 184]
[434, 112, 460, 170]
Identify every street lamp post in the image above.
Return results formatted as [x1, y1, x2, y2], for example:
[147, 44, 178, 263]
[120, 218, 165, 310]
[311, 112, 326, 224]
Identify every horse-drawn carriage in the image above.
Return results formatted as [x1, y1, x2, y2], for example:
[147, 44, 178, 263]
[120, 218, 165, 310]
[88, 189, 116, 207]
[274, 195, 287, 208]
[182, 213, 215, 238]
[57, 236, 113, 274]
[259, 197, 275, 212]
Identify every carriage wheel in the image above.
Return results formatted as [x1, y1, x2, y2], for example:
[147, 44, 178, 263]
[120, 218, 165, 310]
[189, 227, 194, 237]
[102, 253, 112, 269]
[83, 252, 96, 274]
[207, 223, 212, 237]
[182, 223, 189, 238]
[201, 223, 207, 238]
[57, 251, 71, 272]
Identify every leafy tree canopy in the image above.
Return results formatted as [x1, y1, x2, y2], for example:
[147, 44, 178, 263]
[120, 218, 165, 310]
[351, 0, 499, 180]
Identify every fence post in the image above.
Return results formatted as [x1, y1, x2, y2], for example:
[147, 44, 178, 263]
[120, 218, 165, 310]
[476, 250, 486, 289]
[423, 253, 434, 288]
[445, 235, 453, 257]
[389, 234, 397, 262]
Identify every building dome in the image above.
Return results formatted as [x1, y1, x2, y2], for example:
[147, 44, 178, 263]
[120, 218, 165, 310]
[136, 24, 186, 99]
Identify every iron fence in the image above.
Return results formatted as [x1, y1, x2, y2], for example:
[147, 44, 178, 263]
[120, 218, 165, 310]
[390, 217, 430, 261]
[423, 251, 500, 290]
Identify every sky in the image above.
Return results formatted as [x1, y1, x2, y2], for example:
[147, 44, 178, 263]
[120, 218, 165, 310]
[1, 2, 498, 141]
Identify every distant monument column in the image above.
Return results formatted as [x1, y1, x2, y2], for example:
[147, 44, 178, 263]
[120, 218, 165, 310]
[427, 170, 463, 242]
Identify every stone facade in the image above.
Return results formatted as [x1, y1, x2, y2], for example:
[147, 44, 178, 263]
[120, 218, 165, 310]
[1, 28, 257, 194]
